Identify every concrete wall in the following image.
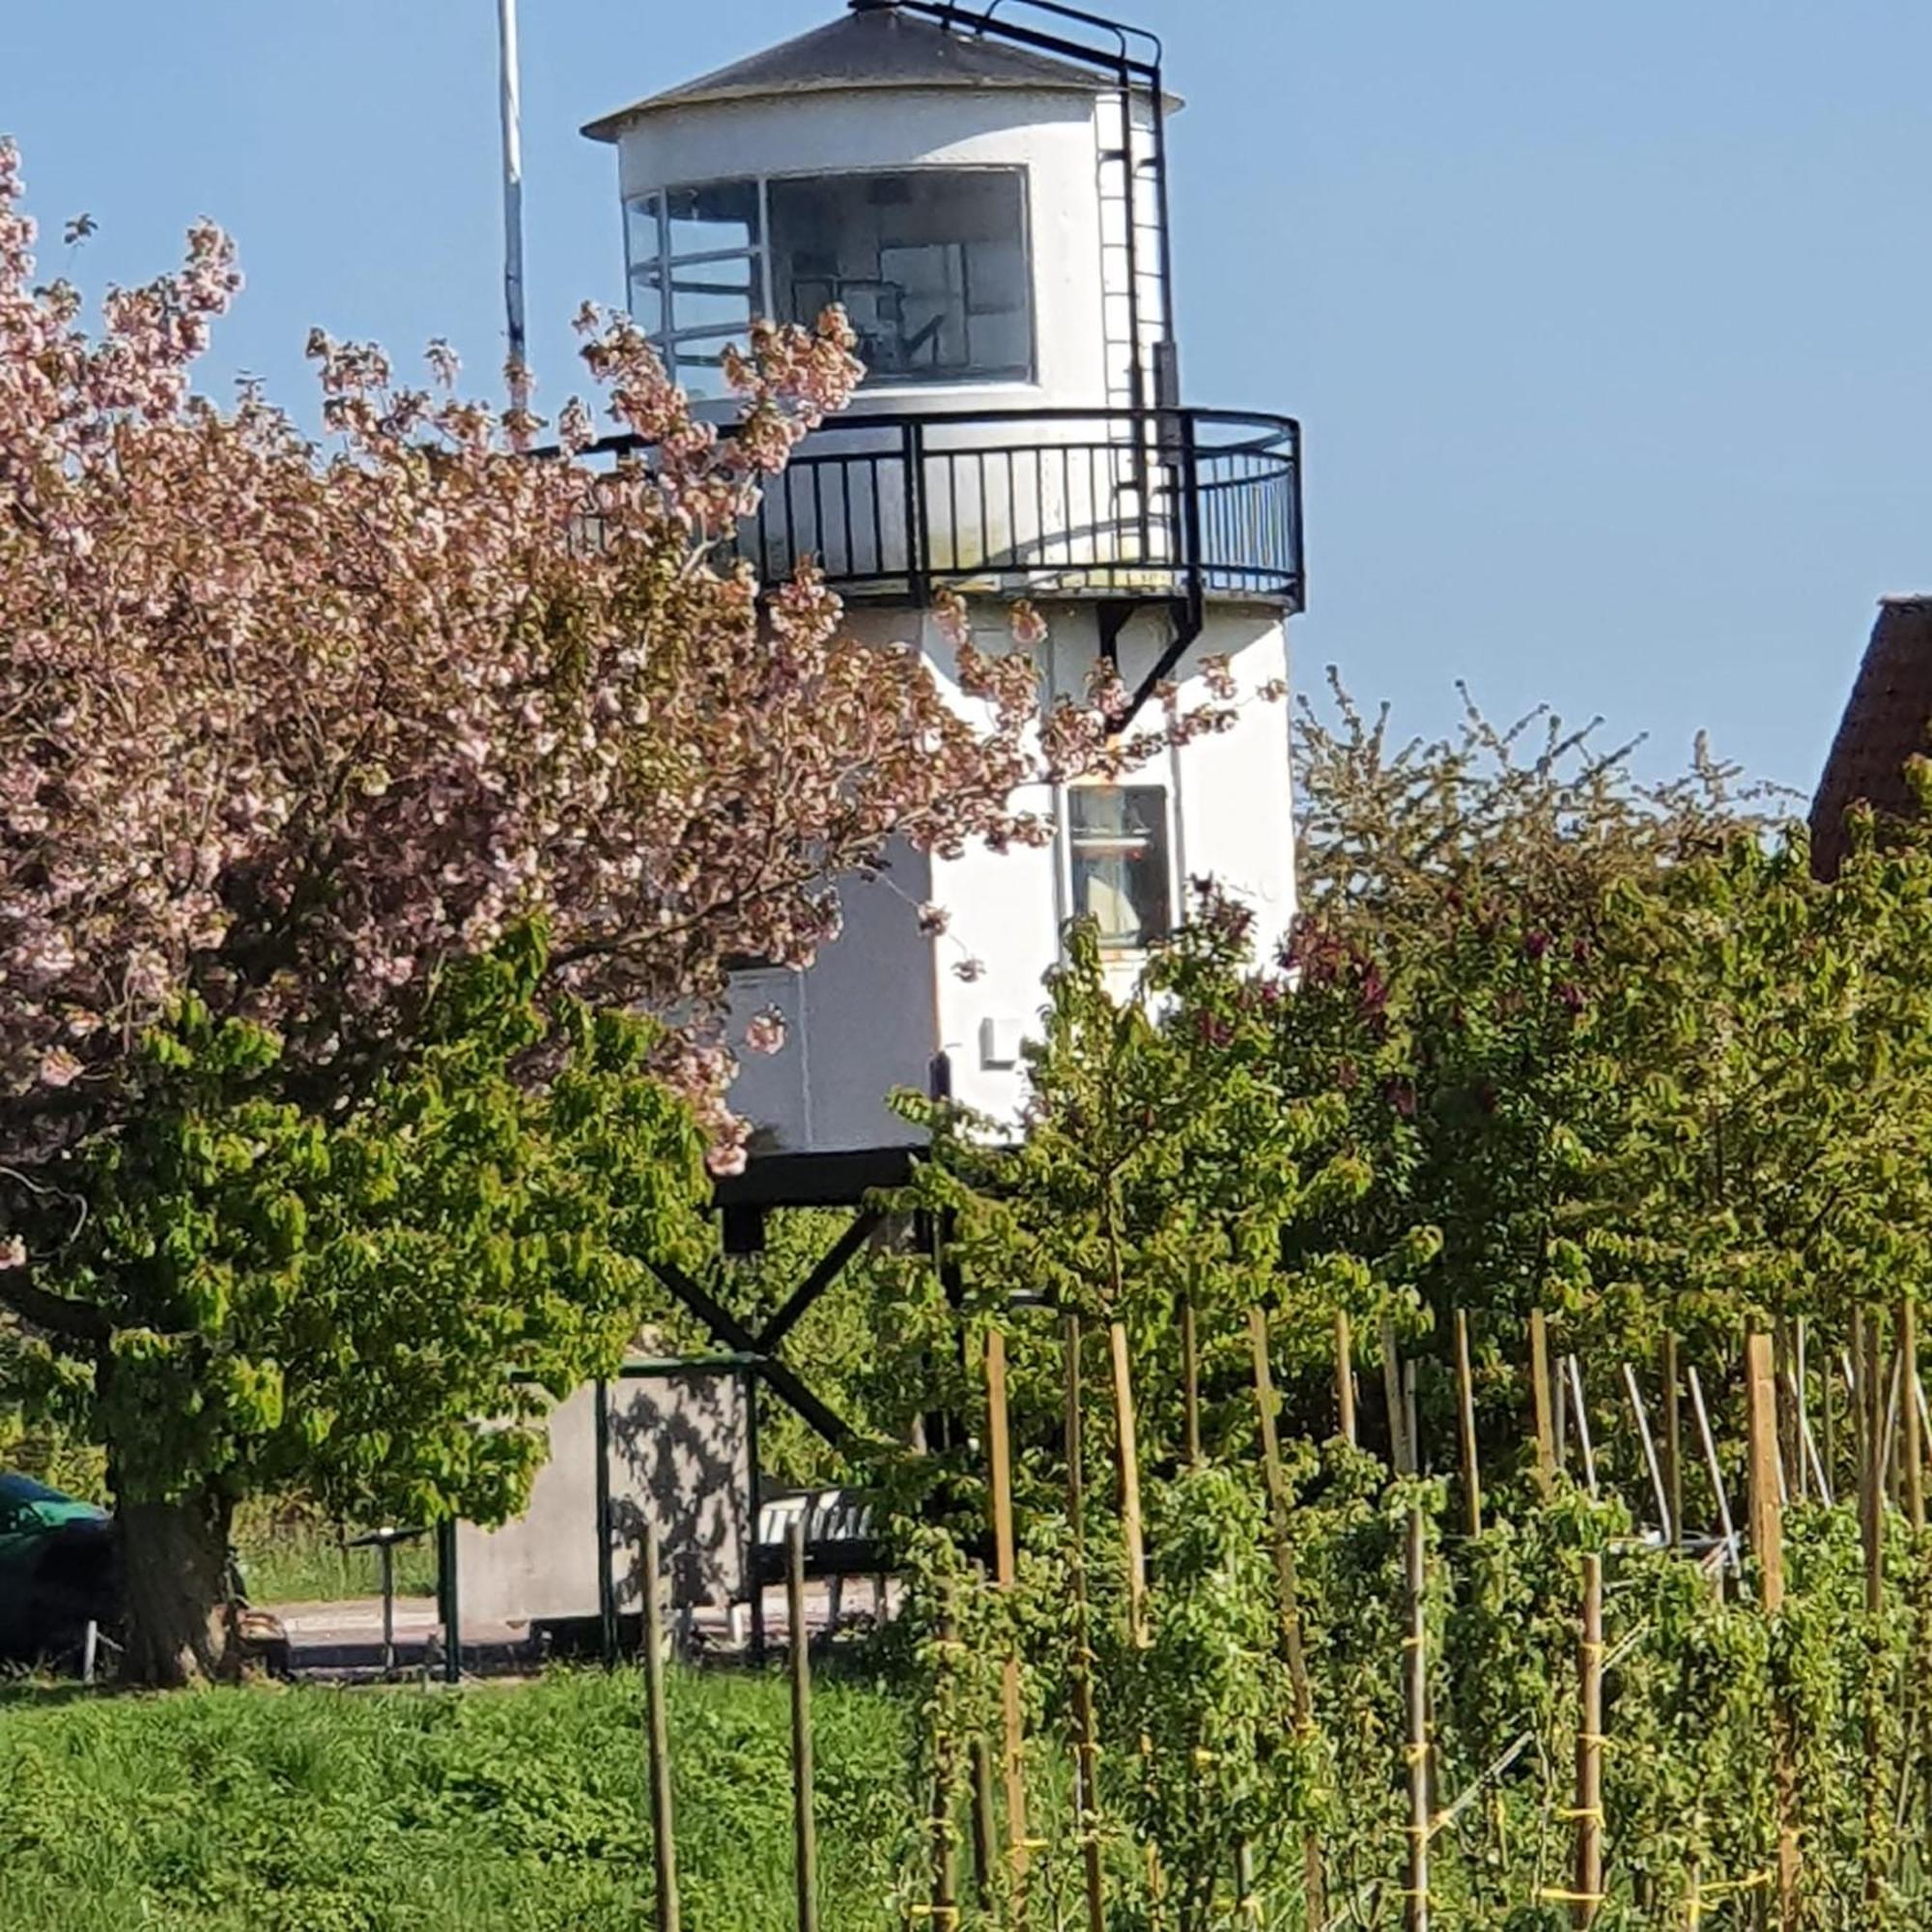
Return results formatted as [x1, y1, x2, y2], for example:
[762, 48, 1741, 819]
[454, 1374, 749, 1630]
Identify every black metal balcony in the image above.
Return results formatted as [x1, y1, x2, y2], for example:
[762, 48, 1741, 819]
[597, 406, 1304, 614]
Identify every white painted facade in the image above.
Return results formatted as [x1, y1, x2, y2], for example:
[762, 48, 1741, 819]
[587, 6, 1300, 1155]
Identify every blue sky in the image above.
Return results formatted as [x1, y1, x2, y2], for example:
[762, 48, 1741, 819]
[7, 0, 1930, 796]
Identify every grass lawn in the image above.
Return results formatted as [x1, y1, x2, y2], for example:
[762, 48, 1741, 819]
[232, 1512, 440, 1606]
[0, 1666, 920, 1932]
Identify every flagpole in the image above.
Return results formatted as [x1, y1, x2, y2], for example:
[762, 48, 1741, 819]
[497, 0, 529, 417]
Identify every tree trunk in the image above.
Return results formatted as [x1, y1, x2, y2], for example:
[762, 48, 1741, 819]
[114, 1492, 239, 1687]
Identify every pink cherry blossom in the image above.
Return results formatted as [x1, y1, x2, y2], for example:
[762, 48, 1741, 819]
[0, 140, 1255, 1215]
[744, 1007, 788, 1056]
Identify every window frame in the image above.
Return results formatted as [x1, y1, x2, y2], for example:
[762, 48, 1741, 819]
[1065, 782, 1175, 955]
[624, 180, 775, 403]
[623, 165, 1038, 398]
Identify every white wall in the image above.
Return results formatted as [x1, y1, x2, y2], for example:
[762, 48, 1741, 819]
[1171, 610, 1298, 952]
[454, 1375, 750, 1629]
[926, 607, 1070, 1126]
[725, 595, 1295, 1151]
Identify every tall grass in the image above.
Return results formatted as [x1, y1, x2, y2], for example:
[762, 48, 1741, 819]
[232, 1516, 440, 1605]
[0, 1667, 917, 1932]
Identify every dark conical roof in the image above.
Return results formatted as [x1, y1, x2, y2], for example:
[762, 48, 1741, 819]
[1811, 597, 1932, 880]
[583, 4, 1112, 142]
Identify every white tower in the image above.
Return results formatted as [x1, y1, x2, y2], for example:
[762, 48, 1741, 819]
[585, 0, 1304, 1178]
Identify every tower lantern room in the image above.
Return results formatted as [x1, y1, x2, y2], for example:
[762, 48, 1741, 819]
[584, 0, 1306, 1174]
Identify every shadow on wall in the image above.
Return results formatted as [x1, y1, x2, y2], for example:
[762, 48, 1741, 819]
[608, 1373, 750, 1613]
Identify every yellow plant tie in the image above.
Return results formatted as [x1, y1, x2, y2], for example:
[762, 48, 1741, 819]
[1697, 1869, 1772, 1900]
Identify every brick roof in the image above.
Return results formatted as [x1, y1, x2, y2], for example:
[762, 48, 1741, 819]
[1810, 597, 1932, 879]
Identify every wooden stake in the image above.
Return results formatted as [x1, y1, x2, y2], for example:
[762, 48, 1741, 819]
[1553, 1325, 1571, 1470]
[1382, 1313, 1411, 1475]
[1234, 1839, 1258, 1922]
[984, 1328, 1030, 1882]
[968, 1734, 997, 1911]
[1455, 1309, 1482, 1538]
[1530, 1311, 1558, 1496]
[1795, 1318, 1811, 1502]
[1180, 1293, 1203, 1467]
[640, 1518, 682, 1932]
[1064, 1316, 1107, 1932]
[1573, 1553, 1605, 1930]
[1902, 1301, 1924, 1533]
[1776, 1318, 1801, 1502]
[1250, 1312, 1315, 1705]
[785, 1520, 819, 1932]
[1249, 1308, 1328, 1926]
[1746, 1333, 1800, 1927]
[1336, 1309, 1358, 1446]
[1404, 1507, 1431, 1932]
[1821, 1339, 1837, 1507]
[1745, 1333, 1785, 1608]
[1860, 1308, 1887, 1915]
[1883, 1351, 1905, 1511]
[1565, 1355, 1599, 1499]
[1850, 1341, 1866, 1533]
[1662, 1334, 1684, 1552]
[929, 1750, 960, 1927]
[1862, 1312, 1886, 1618]
[1108, 1320, 1149, 1649]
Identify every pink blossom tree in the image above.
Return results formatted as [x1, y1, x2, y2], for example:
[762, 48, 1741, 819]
[0, 145, 1227, 1679]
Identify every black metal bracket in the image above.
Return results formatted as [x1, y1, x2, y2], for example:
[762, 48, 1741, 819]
[755, 1208, 886, 1351]
[1109, 591, 1205, 734]
[639, 1205, 891, 1450]
[1097, 597, 1141, 674]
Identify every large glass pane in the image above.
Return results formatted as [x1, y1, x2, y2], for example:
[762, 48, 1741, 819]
[666, 180, 761, 259]
[672, 331, 742, 405]
[1068, 787, 1171, 952]
[668, 254, 756, 334]
[623, 193, 665, 333]
[769, 170, 1033, 384]
[629, 262, 667, 337]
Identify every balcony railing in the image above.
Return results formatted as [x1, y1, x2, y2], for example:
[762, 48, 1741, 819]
[596, 406, 1304, 613]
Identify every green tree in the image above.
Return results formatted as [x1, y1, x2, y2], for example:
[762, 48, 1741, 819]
[1588, 811, 1932, 1350]
[5, 926, 709, 1684]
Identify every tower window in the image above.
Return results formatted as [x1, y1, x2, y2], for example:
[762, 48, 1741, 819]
[625, 168, 1034, 400]
[1068, 786, 1172, 952]
[625, 180, 766, 403]
[769, 170, 1033, 386]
